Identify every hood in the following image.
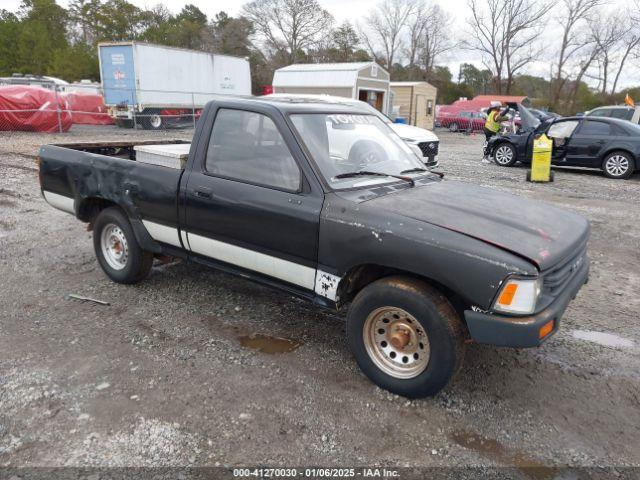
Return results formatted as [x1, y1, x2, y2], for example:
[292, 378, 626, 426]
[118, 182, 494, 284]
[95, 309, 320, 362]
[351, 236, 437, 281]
[390, 123, 439, 142]
[506, 102, 540, 132]
[362, 180, 589, 271]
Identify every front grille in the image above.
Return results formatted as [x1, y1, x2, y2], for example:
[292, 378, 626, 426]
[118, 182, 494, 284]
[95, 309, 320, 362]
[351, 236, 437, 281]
[417, 141, 439, 157]
[542, 242, 588, 296]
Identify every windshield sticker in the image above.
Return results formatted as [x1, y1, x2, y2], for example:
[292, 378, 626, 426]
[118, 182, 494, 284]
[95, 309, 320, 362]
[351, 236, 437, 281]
[328, 114, 375, 126]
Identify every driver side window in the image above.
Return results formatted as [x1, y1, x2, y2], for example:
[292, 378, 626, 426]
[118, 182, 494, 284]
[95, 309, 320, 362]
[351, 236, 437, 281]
[205, 109, 301, 192]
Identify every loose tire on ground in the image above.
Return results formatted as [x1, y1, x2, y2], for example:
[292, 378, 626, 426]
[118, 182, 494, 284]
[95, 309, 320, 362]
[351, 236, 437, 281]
[602, 151, 635, 179]
[93, 207, 153, 284]
[346, 276, 465, 398]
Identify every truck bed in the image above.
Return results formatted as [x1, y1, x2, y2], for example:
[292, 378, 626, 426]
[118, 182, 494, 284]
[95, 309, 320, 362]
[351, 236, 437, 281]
[38, 140, 191, 252]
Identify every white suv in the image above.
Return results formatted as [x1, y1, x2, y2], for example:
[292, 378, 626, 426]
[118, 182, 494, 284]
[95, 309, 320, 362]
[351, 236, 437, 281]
[585, 105, 640, 124]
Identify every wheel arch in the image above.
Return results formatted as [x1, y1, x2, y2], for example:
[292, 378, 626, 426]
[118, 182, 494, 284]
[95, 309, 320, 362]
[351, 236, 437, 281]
[336, 263, 471, 321]
[77, 196, 162, 254]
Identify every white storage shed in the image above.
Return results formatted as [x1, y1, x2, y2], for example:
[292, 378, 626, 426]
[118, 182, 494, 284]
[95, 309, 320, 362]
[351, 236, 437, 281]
[272, 62, 391, 114]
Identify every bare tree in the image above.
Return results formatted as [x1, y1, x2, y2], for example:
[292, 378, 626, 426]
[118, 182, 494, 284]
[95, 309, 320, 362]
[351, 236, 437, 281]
[589, 13, 625, 95]
[359, 0, 418, 69]
[404, 1, 426, 67]
[466, 0, 551, 94]
[610, 19, 640, 95]
[242, 0, 333, 63]
[550, 0, 602, 109]
[417, 4, 455, 77]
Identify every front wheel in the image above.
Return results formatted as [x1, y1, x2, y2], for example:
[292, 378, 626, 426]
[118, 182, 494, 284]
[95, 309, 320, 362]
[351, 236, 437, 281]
[346, 276, 465, 398]
[602, 151, 635, 179]
[449, 122, 459, 132]
[93, 207, 153, 284]
[493, 143, 517, 166]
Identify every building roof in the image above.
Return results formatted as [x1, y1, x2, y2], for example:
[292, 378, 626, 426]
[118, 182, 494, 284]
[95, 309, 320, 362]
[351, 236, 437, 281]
[273, 62, 387, 88]
[390, 81, 435, 87]
[276, 62, 378, 72]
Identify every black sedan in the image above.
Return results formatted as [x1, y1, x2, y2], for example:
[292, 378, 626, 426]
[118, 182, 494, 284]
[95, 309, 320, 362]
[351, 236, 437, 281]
[488, 104, 640, 179]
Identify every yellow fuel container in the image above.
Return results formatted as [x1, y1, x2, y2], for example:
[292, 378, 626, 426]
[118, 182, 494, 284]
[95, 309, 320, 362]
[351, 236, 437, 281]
[529, 133, 553, 182]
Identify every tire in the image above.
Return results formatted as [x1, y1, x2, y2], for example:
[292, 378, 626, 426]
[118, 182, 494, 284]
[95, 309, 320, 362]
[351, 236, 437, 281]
[493, 142, 517, 167]
[602, 151, 635, 179]
[449, 122, 459, 132]
[346, 276, 465, 398]
[93, 207, 153, 284]
[141, 108, 164, 130]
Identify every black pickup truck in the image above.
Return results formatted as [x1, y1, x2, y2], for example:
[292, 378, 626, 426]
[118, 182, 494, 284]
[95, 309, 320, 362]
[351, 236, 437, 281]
[39, 96, 590, 398]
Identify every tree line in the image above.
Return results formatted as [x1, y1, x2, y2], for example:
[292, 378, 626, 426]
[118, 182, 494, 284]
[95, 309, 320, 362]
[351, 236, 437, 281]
[1, 0, 639, 114]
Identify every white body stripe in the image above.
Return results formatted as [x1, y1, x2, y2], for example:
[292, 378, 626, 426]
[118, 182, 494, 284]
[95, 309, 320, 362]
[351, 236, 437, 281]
[142, 220, 182, 247]
[43, 191, 74, 214]
[187, 232, 317, 289]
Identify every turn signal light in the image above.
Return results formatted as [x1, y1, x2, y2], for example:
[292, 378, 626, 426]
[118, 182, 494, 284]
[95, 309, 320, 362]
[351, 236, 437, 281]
[539, 320, 554, 339]
[497, 283, 518, 305]
[493, 277, 542, 315]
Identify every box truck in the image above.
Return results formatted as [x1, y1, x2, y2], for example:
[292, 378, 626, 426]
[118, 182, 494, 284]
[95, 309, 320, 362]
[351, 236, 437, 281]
[98, 42, 251, 129]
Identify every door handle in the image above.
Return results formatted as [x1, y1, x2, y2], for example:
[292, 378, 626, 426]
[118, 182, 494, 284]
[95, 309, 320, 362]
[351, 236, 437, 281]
[194, 187, 212, 199]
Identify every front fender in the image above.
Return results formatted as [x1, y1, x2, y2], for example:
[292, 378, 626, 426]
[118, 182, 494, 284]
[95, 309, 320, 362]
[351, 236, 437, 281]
[318, 195, 537, 310]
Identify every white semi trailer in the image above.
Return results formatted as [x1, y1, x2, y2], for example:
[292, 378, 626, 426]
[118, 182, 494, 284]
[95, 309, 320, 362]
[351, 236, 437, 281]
[98, 42, 251, 129]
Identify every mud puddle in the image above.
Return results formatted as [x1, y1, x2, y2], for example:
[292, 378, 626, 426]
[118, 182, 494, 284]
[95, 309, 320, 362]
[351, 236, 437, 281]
[452, 430, 555, 479]
[571, 330, 635, 349]
[238, 333, 301, 354]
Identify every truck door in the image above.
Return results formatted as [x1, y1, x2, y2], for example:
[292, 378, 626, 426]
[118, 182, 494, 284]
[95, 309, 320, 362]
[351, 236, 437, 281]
[564, 120, 611, 167]
[182, 106, 324, 293]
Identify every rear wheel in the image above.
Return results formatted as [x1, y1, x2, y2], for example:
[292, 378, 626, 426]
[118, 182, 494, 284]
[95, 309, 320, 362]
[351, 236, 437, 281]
[93, 207, 153, 284]
[602, 151, 634, 179]
[346, 276, 465, 398]
[141, 108, 164, 130]
[493, 143, 517, 166]
[449, 122, 459, 132]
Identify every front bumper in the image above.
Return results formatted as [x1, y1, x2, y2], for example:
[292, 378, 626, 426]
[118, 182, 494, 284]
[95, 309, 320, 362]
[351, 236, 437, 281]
[464, 258, 589, 347]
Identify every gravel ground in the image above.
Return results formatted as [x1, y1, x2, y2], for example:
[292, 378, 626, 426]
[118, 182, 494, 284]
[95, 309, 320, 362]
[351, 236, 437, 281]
[1, 125, 639, 474]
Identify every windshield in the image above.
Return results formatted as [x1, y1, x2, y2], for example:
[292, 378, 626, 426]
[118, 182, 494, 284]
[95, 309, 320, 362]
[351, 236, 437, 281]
[290, 113, 426, 189]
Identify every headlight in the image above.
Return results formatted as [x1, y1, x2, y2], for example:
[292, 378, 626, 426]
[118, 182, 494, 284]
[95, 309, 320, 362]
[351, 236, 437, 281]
[493, 277, 542, 315]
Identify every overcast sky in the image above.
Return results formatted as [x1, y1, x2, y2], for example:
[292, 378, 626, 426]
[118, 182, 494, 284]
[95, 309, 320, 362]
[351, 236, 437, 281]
[3, 0, 637, 88]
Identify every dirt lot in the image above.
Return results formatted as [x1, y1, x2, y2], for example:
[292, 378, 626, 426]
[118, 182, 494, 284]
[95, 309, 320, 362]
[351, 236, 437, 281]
[1, 125, 639, 475]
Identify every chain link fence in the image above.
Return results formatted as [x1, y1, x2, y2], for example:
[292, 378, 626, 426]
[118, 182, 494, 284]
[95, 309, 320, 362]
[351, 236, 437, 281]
[0, 82, 212, 135]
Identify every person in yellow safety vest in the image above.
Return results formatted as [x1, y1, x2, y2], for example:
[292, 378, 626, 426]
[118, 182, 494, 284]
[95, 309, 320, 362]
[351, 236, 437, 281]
[482, 101, 509, 163]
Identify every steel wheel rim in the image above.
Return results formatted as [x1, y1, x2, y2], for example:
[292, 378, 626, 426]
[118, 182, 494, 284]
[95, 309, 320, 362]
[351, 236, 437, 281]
[495, 145, 513, 164]
[150, 114, 162, 128]
[363, 307, 430, 379]
[100, 223, 129, 271]
[605, 155, 629, 177]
